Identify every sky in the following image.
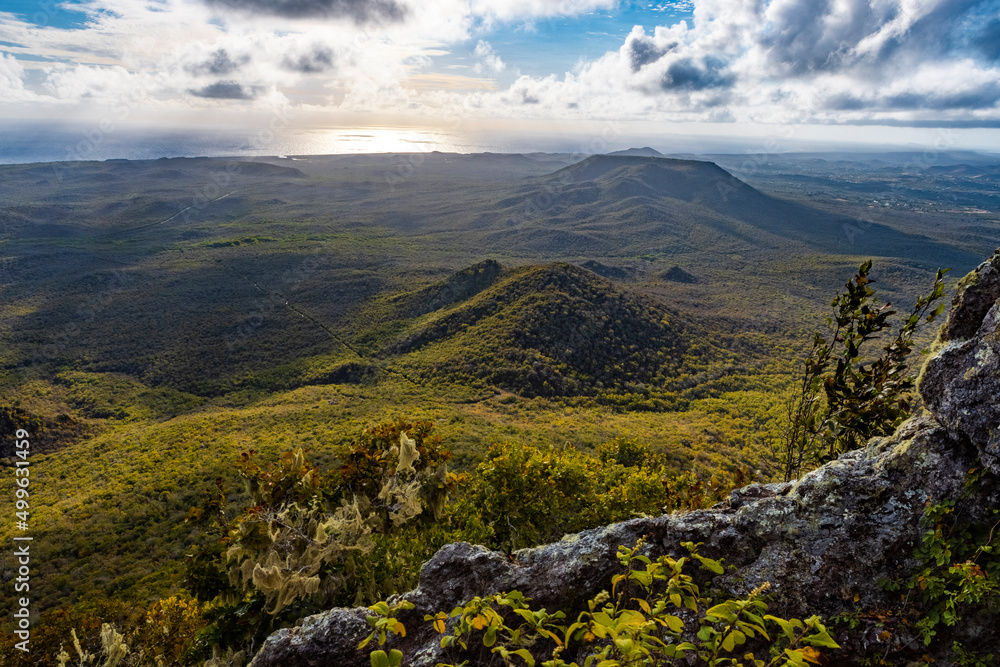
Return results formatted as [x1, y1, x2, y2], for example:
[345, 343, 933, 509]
[1, 0, 1000, 153]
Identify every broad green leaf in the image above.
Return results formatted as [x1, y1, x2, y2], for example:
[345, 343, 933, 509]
[695, 555, 725, 574]
[617, 610, 646, 627]
[764, 615, 795, 642]
[801, 628, 840, 648]
[510, 648, 535, 667]
[664, 615, 684, 633]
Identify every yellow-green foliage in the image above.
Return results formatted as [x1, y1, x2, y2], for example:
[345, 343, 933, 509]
[0, 374, 784, 626]
[453, 439, 749, 553]
[182, 420, 467, 660]
[0, 596, 206, 667]
[363, 541, 839, 666]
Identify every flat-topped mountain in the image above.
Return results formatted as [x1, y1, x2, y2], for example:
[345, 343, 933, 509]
[607, 147, 665, 157]
[487, 155, 979, 268]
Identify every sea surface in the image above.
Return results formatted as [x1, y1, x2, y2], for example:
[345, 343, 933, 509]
[0, 123, 618, 165]
[0, 121, 796, 165]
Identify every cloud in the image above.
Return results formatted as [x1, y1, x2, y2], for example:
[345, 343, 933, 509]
[970, 17, 1000, 62]
[1, 0, 999, 130]
[0, 53, 37, 102]
[186, 48, 250, 75]
[460, 0, 1000, 125]
[625, 29, 673, 72]
[189, 80, 258, 98]
[660, 56, 731, 91]
[282, 45, 335, 72]
[473, 40, 504, 73]
[468, 0, 616, 23]
[199, 0, 407, 23]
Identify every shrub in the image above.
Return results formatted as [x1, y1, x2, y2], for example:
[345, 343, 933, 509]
[778, 261, 948, 481]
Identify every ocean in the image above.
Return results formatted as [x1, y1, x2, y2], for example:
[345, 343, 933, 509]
[0, 121, 808, 165]
[0, 122, 633, 165]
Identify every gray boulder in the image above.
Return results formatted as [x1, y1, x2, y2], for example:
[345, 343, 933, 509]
[919, 248, 1000, 474]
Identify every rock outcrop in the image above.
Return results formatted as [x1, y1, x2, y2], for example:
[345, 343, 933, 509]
[920, 249, 1000, 474]
[250, 249, 1000, 667]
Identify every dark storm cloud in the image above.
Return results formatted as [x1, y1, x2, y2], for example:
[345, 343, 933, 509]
[189, 80, 257, 99]
[971, 18, 1000, 62]
[186, 49, 249, 76]
[626, 33, 673, 72]
[759, 0, 899, 75]
[200, 0, 407, 23]
[885, 85, 1000, 111]
[660, 57, 733, 91]
[281, 46, 335, 73]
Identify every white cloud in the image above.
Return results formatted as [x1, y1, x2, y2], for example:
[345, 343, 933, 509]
[457, 0, 1000, 125]
[0, 0, 998, 130]
[0, 53, 38, 102]
[473, 40, 504, 73]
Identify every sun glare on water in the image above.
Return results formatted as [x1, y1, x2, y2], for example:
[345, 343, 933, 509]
[287, 127, 471, 155]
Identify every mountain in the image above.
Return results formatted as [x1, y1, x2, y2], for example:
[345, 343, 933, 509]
[659, 265, 699, 283]
[607, 147, 664, 157]
[375, 262, 734, 405]
[386, 259, 503, 319]
[485, 155, 980, 269]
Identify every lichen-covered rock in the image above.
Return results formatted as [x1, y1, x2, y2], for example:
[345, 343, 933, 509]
[250, 250, 1000, 667]
[937, 248, 1000, 343]
[920, 247, 1000, 473]
[249, 608, 370, 667]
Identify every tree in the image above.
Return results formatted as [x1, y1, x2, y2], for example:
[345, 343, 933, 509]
[779, 261, 948, 481]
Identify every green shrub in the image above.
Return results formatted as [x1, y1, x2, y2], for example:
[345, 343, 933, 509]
[778, 261, 948, 481]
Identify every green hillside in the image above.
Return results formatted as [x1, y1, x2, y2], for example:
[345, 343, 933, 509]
[379, 262, 735, 406]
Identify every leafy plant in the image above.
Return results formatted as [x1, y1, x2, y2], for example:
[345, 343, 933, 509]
[453, 440, 750, 554]
[414, 540, 839, 667]
[779, 261, 949, 481]
[360, 599, 416, 649]
[882, 496, 1000, 646]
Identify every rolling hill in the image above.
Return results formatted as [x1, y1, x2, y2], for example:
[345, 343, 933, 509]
[382, 263, 732, 402]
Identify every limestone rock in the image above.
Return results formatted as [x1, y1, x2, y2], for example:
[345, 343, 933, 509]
[920, 247, 1000, 473]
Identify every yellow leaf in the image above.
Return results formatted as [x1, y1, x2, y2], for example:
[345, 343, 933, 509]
[471, 615, 489, 630]
[433, 618, 445, 634]
[878, 630, 891, 641]
[391, 620, 406, 638]
[798, 647, 823, 665]
[852, 594, 859, 603]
